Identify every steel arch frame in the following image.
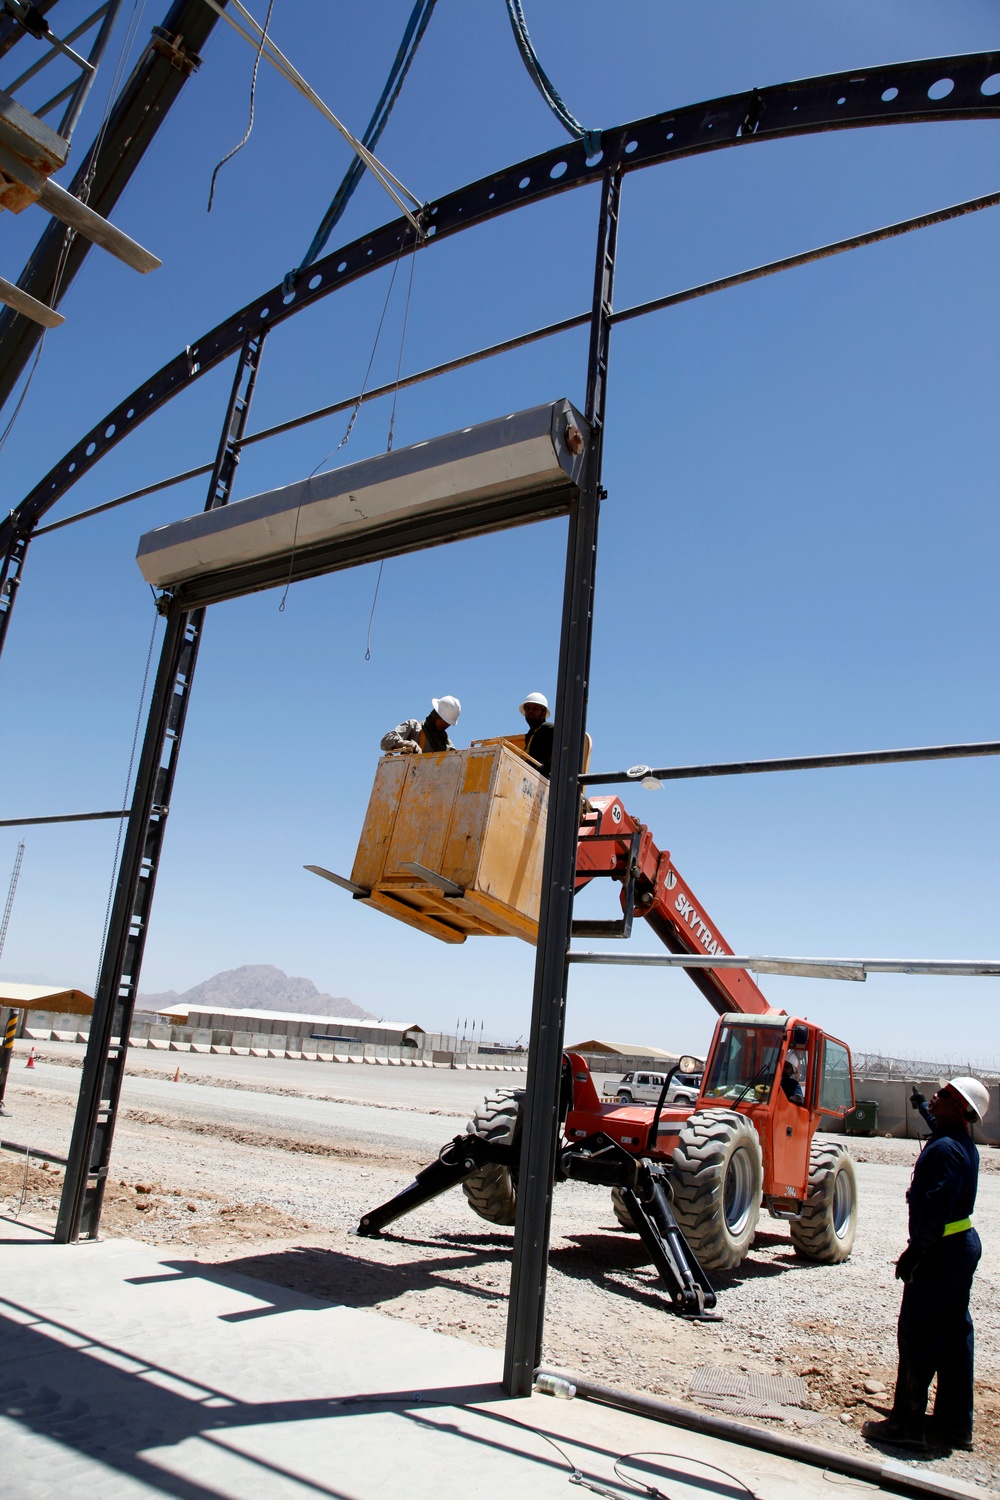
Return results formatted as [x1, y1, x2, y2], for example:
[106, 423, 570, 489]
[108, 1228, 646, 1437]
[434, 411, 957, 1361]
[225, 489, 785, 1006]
[3, 46, 996, 1399]
[1, 46, 999, 630]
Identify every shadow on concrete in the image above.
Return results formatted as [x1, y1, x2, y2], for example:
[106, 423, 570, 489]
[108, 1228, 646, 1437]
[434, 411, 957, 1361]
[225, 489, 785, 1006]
[1, 1290, 584, 1500]
[179, 1240, 512, 1318]
[1, 1269, 713, 1500]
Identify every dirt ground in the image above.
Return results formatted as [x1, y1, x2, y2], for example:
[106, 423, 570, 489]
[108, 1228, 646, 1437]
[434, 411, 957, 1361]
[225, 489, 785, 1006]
[3, 1058, 999, 1492]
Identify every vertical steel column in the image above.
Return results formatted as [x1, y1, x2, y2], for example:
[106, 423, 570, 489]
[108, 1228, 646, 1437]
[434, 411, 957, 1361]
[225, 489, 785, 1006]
[55, 329, 266, 1242]
[503, 167, 621, 1395]
[0, 532, 30, 661]
[0, 1007, 17, 1115]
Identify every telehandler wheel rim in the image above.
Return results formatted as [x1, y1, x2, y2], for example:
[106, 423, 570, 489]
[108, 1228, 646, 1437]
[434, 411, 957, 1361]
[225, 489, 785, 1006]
[832, 1164, 854, 1238]
[723, 1146, 757, 1236]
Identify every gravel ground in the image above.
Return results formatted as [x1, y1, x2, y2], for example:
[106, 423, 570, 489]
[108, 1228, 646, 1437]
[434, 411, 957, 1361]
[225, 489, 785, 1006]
[3, 1044, 998, 1491]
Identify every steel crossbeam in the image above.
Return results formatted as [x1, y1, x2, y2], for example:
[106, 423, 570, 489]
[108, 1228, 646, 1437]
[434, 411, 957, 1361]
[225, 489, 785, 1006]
[2, 49, 998, 655]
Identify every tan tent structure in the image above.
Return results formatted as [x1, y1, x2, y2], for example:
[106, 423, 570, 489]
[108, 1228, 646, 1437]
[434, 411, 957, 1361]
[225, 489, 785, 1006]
[0, 983, 94, 1016]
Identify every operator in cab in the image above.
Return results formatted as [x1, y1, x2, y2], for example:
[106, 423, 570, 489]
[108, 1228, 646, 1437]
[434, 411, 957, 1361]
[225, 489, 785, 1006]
[780, 1059, 805, 1106]
[864, 1076, 988, 1455]
[380, 696, 461, 754]
[519, 691, 554, 778]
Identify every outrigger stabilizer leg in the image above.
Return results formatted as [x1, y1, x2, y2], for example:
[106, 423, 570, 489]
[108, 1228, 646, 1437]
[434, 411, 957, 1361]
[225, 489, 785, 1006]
[355, 1130, 518, 1238]
[356, 1126, 718, 1321]
[559, 1134, 719, 1320]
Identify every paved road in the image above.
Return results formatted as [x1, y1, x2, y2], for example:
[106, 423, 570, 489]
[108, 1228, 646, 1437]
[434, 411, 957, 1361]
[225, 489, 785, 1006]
[22, 1040, 522, 1110]
[6, 1047, 519, 1159]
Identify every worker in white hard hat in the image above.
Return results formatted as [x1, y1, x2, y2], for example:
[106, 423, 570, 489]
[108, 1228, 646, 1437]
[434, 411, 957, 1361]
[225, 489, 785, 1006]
[864, 1076, 988, 1455]
[519, 691, 554, 779]
[380, 697, 461, 755]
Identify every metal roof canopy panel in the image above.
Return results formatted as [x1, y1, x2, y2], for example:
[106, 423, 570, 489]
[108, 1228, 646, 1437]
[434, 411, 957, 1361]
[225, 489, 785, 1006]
[0, 982, 94, 1015]
[137, 399, 588, 592]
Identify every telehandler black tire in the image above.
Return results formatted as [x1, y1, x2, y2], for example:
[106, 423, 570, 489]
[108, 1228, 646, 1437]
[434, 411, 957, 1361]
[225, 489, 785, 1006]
[789, 1141, 858, 1263]
[462, 1089, 523, 1225]
[610, 1186, 635, 1230]
[670, 1109, 762, 1270]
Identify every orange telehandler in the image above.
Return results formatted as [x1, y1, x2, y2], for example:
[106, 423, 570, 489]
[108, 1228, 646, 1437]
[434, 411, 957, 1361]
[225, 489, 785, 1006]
[355, 785, 858, 1317]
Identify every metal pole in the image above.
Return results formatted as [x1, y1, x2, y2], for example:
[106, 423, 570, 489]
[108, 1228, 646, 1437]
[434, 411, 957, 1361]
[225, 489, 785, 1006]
[54, 605, 187, 1240]
[0, 1008, 17, 1115]
[0, 533, 30, 661]
[55, 330, 266, 1242]
[503, 165, 621, 1396]
[583, 739, 1000, 787]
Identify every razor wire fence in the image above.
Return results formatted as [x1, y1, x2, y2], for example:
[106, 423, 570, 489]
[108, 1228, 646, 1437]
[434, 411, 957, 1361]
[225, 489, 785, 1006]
[853, 1051, 1000, 1083]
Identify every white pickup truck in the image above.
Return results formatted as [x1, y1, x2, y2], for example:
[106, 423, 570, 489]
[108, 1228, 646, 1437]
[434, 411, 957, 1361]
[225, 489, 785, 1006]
[601, 1069, 703, 1106]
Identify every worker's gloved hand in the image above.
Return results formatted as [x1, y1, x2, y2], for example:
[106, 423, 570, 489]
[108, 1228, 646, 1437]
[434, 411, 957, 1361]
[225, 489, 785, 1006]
[400, 742, 422, 754]
[910, 1086, 926, 1110]
[895, 1245, 920, 1283]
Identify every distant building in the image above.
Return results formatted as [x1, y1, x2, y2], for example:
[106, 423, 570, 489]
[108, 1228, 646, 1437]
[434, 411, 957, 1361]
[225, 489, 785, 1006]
[566, 1039, 705, 1073]
[150, 1004, 444, 1050]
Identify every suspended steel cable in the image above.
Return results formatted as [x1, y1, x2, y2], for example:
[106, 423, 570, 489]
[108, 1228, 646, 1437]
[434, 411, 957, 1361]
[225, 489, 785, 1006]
[202, 0, 425, 233]
[365, 240, 418, 659]
[503, 0, 600, 154]
[289, 0, 437, 288]
[207, 0, 276, 211]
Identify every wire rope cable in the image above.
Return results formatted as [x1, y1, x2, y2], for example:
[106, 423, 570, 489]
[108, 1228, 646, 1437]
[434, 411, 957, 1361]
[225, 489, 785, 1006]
[278, 237, 409, 612]
[288, 0, 437, 287]
[93, 604, 160, 993]
[503, 0, 600, 153]
[612, 1451, 757, 1499]
[334, 1393, 758, 1499]
[207, 0, 276, 211]
[364, 241, 417, 659]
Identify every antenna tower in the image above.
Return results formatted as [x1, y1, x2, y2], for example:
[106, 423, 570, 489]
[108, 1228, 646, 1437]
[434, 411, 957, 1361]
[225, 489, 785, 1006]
[0, 841, 25, 962]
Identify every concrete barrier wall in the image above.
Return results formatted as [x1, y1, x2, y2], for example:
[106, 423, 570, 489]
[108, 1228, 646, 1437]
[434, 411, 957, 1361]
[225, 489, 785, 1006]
[20, 1013, 529, 1070]
[830, 1077, 999, 1147]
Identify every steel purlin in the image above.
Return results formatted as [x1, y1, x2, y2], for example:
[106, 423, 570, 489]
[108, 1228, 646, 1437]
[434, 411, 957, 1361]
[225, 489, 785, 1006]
[3, 46, 999, 553]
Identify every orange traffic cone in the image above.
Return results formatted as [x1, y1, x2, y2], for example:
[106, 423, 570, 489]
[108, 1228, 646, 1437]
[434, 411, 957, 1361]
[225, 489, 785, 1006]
[172, 1066, 180, 1083]
[25, 1048, 35, 1069]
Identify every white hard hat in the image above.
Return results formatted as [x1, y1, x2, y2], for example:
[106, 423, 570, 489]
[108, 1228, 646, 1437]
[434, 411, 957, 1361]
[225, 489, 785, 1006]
[519, 691, 549, 716]
[432, 695, 461, 726]
[946, 1076, 990, 1123]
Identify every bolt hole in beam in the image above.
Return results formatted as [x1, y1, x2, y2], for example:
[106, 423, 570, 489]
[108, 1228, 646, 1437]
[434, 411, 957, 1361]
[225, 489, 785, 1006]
[6, 50, 999, 551]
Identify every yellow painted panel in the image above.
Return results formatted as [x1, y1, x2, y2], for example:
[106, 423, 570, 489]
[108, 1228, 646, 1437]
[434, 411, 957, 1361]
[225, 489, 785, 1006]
[351, 755, 408, 890]
[462, 753, 493, 796]
[443, 749, 496, 887]
[477, 753, 548, 920]
[384, 750, 467, 881]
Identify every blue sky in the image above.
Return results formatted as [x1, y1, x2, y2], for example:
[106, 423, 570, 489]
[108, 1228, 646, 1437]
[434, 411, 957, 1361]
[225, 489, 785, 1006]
[0, 1, 996, 1065]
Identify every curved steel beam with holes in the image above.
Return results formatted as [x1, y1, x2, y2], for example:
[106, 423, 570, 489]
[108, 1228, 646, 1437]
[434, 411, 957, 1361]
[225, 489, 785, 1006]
[3, 48, 999, 562]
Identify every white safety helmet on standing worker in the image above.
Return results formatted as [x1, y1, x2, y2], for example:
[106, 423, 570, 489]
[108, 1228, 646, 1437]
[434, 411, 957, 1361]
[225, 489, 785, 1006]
[518, 692, 549, 717]
[945, 1076, 990, 1123]
[432, 696, 461, 726]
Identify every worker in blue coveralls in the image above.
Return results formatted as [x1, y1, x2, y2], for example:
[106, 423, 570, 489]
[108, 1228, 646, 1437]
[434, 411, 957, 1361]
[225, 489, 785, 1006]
[864, 1075, 989, 1455]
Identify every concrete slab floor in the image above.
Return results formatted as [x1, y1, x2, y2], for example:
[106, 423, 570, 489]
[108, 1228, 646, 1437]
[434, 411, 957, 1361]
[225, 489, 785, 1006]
[1, 1217, 993, 1500]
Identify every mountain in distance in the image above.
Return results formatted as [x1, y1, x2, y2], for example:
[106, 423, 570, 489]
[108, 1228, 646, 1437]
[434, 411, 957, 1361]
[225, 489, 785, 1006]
[137, 964, 376, 1021]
